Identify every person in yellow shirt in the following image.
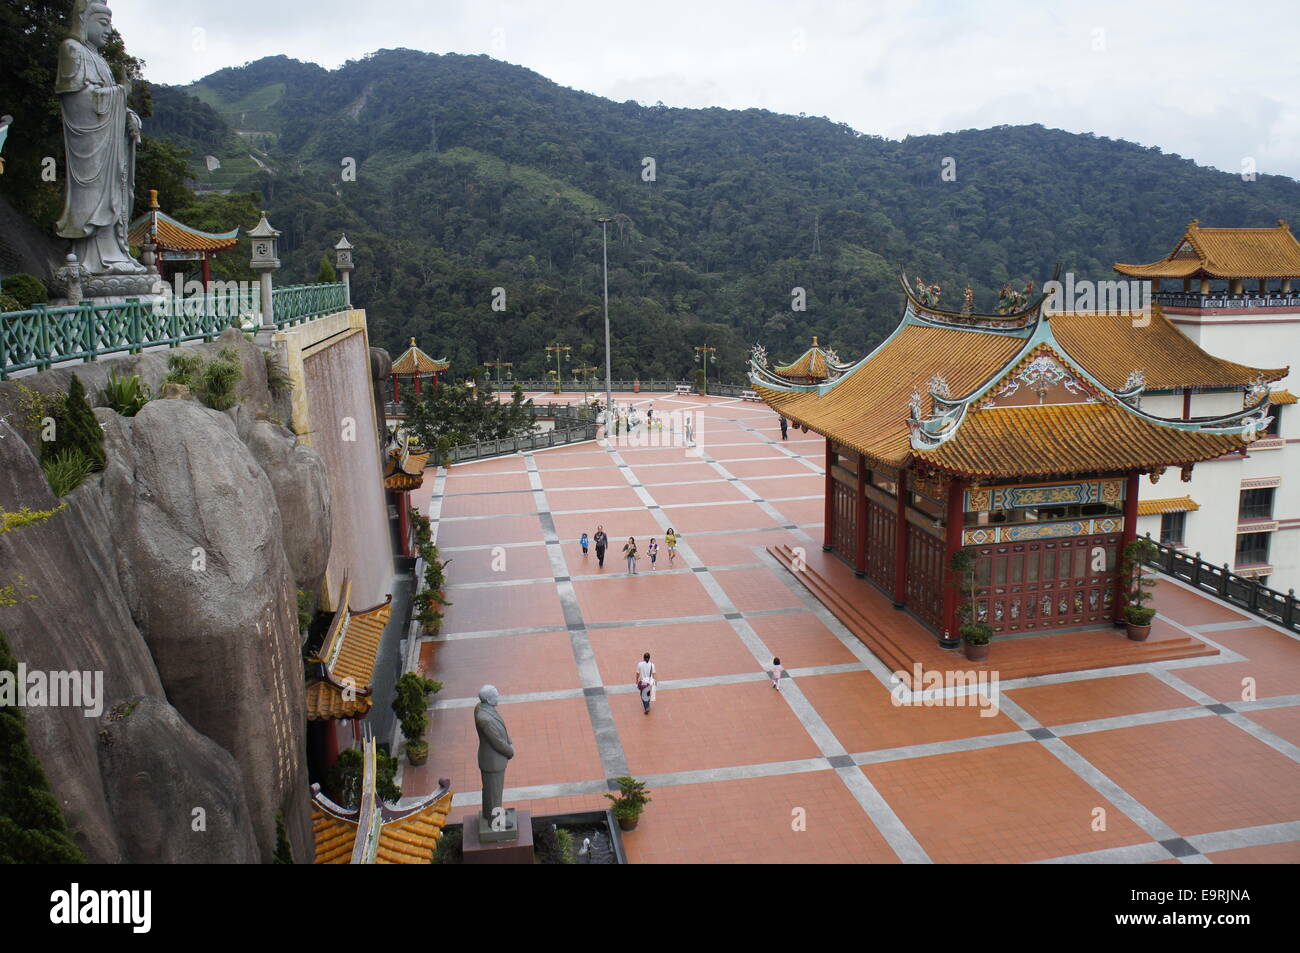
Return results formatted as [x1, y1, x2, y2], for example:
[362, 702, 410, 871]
[664, 528, 678, 567]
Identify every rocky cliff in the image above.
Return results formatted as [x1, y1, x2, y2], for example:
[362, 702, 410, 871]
[0, 329, 330, 862]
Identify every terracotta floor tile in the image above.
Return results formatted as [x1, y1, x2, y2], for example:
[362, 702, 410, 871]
[444, 542, 554, 584]
[634, 463, 721, 485]
[712, 567, 807, 612]
[589, 621, 758, 683]
[864, 743, 1149, 863]
[1240, 705, 1300, 747]
[1153, 584, 1249, 626]
[572, 572, 718, 623]
[661, 503, 779, 533]
[438, 490, 538, 519]
[747, 612, 860, 667]
[436, 513, 546, 548]
[1008, 674, 1197, 727]
[545, 487, 643, 512]
[1064, 717, 1300, 836]
[442, 471, 534, 494]
[441, 580, 566, 632]
[552, 509, 665, 545]
[1204, 842, 1300, 864]
[418, 631, 580, 699]
[684, 528, 804, 567]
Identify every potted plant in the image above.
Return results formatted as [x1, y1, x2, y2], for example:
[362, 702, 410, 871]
[1121, 537, 1160, 641]
[392, 672, 442, 765]
[949, 548, 993, 659]
[604, 776, 652, 832]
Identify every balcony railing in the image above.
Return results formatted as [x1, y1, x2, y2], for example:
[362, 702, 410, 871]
[1, 281, 350, 380]
[1142, 534, 1296, 632]
[1154, 291, 1300, 310]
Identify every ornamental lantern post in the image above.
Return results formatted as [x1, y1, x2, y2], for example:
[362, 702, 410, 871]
[334, 233, 355, 308]
[248, 212, 281, 331]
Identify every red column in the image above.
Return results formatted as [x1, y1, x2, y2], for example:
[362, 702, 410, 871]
[393, 375, 400, 402]
[893, 469, 909, 608]
[323, 720, 341, 772]
[1182, 390, 1192, 420]
[823, 441, 834, 552]
[415, 373, 422, 396]
[398, 493, 411, 558]
[1116, 469, 1141, 624]
[854, 453, 867, 577]
[941, 478, 968, 643]
[201, 254, 212, 291]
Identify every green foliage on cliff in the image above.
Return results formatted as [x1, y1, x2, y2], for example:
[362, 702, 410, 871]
[326, 748, 401, 810]
[1, 274, 48, 309]
[44, 375, 105, 473]
[273, 811, 293, 864]
[0, 628, 86, 864]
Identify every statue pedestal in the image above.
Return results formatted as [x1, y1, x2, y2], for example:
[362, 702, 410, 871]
[462, 810, 534, 864]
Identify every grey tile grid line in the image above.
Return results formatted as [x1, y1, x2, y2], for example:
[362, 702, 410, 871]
[524, 451, 630, 780]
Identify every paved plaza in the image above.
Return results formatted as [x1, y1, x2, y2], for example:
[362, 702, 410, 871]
[402, 393, 1300, 863]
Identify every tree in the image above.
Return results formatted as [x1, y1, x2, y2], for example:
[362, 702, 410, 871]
[47, 375, 106, 472]
[0, 629, 86, 864]
[316, 256, 337, 283]
[326, 748, 401, 810]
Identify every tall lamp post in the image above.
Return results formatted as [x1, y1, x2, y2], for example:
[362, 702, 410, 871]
[694, 345, 716, 396]
[484, 360, 513, 391]
[596, 215, 613, 419]
[574, 365, 598, 401]
[545, 343, 571, 395]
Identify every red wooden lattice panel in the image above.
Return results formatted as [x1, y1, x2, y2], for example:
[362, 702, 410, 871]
[863, 496, 896, 591]
[831, 480, 856, 559]
[972, 533, 1120, 633]
[906, 530, 945, 632]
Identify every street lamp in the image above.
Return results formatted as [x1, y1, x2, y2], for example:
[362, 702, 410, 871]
[545, 342, 571, 395]
[694, 345, 716, 396]
[596, 215, 613, 421]
[484, 360, 513, 391]
[574, 365, 598, 400]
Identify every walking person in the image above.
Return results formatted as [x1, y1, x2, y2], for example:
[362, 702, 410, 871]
[580, 531, 590, 558]
[647, 537, 659, 570]
[594, 525, 608, 569]
[770, 657, 784, 692]
[779, 415, 789, 440]
[635, 652, 657, 715]
[665, 527, 678, 567]
[623, 536, 639, 574]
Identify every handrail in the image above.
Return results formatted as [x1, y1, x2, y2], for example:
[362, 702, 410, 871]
[2, 281, 349, 380]
[1142, 533, 1296, 632]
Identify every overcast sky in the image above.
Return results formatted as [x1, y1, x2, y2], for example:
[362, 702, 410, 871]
[110, 0, 1300, 180]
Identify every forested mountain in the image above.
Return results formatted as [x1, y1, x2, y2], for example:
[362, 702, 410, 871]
[14, 33, 1300, 380]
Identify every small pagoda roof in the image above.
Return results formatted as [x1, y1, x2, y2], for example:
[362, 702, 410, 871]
[752, 276, 1275, 481]
[311, 738, 453, 864]
[773, 336, 850, 383]
[1137, 496, 1200, 516]
[1115, 220, 1300, 280]
[383, 432, 430, 491]
[127, 193, 239, 253]
[306, 578, 393, 720]
[392, 338, 450, 376]
[1269, 388, 1297, 405]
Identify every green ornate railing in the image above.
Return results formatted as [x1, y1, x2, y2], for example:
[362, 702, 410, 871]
[272, 283, 348, 326]
[1, 281, 349, 380]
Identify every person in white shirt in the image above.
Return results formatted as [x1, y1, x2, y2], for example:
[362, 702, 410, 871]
[635, 652, 657, 714]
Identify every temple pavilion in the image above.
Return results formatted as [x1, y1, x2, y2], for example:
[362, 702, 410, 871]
[383, 431, 430, 557]
[1114, 219, 1300, 295]
[391, 337, 449, 401]
[127, 189, 239, 288]
[311, 736, 453, 864]
[772, 335, 852, 384]
[752, 276, 1280, 642]
[306, 577, 393, 770]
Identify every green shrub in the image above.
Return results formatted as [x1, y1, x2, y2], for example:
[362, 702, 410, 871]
[0, 629, 86, 863]
[264, 351, 292, 396]
[199, 348, 241, 410]
[604, 776, 652, 822]
[391, 672, 442, 743]
[165, 353, 204, 389]
[273, 812, 293, 864]
[433, 827, 463, 864]
[99, 369, 151, 417]
[317, 256, 337, 283]
[43, 376, 105, 472]
[41, 448, 94, 497]
[1, 274, 48, 309]
[534, 824, 576, 864]
[327, 748, 401, 810]
[0, 292, 21, 313]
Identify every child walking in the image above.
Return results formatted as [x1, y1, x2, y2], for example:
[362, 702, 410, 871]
[623, 537, 639, 574]
[580, 532, 590, 557]
[647, 537, 659, 570]
[770, 657, 783, 692]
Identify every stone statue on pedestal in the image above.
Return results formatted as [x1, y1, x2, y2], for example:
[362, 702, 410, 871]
[54, 1, 152, 298]
[474, 685, 515, 831]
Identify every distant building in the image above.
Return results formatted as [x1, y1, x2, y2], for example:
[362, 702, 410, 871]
[753, 277, 1271, 640]
[772, 335, 850, 385]
[1116, 221, 1298, 590]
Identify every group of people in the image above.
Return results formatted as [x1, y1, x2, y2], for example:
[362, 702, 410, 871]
[580, 526, 679, 573]
[632, 652, 786, 716]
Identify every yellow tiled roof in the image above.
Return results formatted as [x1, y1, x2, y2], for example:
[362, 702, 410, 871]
[383, 443, 430, 491]
[1137, 496, 1200, 516]
[1115, 220, 1300, 279]
[1050, 308, 1286, 390]
[1270, 389, 1297, 405]
[757, 323, 1025, 467]
[312, 787, 453, 864]
[918, 403, 1246, 479]
[392, 338, 450, 376]
[127, 210, 239, 252]
[774, 337, 830, 381]
[306, 579, 392, 720]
